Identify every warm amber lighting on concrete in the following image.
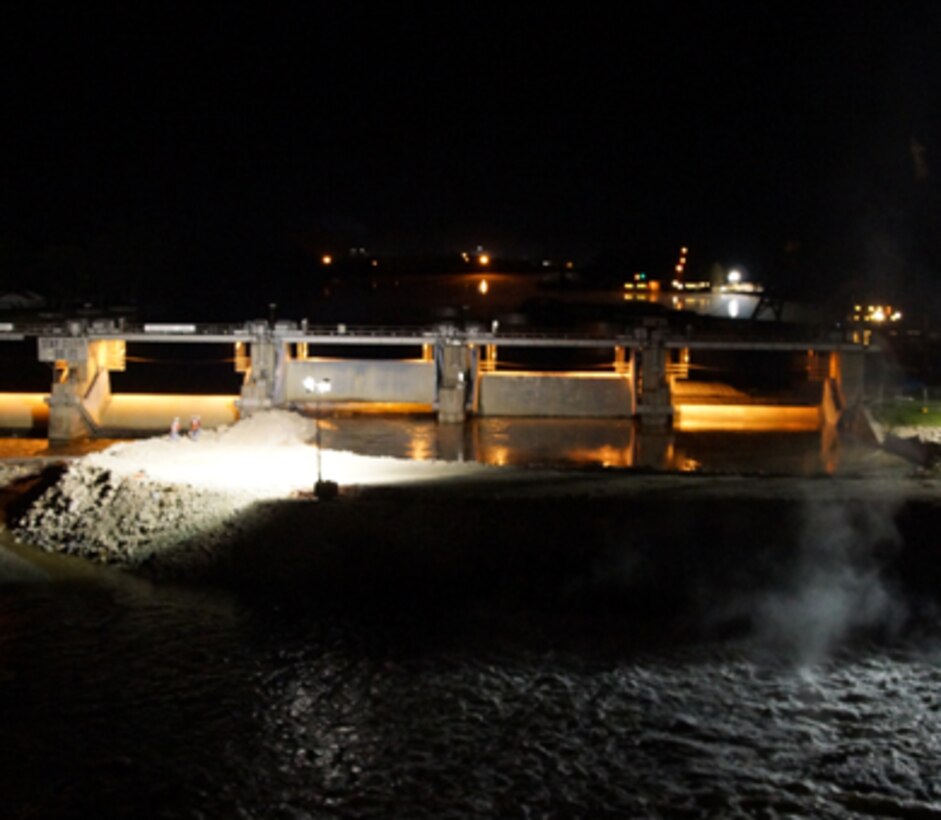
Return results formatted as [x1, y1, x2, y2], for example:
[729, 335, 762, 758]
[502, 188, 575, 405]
[674, 404, 821, 432]
[100, 395, 240, 431]
[0, 393, 49, 430]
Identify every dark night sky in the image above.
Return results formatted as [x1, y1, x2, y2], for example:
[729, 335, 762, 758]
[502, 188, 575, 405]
[2, 1, 941, 314]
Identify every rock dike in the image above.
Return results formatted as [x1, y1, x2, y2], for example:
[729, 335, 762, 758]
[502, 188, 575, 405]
[0, 410, 501, 581]
[4, 410, 941, 627]
[9, 462, 258, 573]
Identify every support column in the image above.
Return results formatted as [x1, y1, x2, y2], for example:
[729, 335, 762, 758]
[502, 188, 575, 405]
[39, 333, 122, 441]
[833, 349, 867, 406]
[238, 334, 278, 415]
[437, 341, 469, 423]
[635, 326, 673, 428]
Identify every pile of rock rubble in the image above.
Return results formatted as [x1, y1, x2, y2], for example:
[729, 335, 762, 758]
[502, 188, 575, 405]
[6, 461, 269, 576]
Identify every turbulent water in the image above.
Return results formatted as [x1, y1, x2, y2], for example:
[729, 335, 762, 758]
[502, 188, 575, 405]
[1, 422, 939, 818]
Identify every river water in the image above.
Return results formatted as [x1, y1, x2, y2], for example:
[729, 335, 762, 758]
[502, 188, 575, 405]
[2, 420, 940, 818]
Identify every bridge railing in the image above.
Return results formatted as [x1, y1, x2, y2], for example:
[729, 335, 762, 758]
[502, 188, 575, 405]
[0, 316, 876, 351]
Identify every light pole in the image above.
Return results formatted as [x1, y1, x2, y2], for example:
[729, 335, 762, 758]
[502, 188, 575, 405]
[303, 375, 335, 498]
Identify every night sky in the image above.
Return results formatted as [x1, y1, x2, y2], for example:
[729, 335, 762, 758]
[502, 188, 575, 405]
[2, 2, 940, 316]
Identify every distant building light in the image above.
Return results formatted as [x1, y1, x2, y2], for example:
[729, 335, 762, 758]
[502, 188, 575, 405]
[727, 269, 742, 284]
[322, 255, 333, 266]
[478, 253, 490, 266]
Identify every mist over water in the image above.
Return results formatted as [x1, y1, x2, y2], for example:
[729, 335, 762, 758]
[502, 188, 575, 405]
[1, 419, 940, 817]
[731, 494, 909, 665]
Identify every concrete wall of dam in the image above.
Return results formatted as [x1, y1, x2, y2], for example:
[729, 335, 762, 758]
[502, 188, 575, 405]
[0, 321, 879, 439]
[477, 373, 635, 417]
[282, 359, 437, 405]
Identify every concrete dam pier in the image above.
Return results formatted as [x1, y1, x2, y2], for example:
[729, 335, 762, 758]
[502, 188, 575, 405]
[0, 318, 877, 441]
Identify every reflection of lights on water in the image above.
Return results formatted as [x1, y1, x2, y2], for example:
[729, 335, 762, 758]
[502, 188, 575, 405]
[728, 298, 740, 318]
[567, 445, 633, 468]
[478, 278, 489, 295]
[485, 445, 511, 467]
[406, 432, 434, 461]
[675, 404, 821, 432]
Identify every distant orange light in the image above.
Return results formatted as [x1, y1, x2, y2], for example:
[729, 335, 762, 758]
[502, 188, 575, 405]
[478, 254, 490, 266]
[322, 255, 333, 266]
[675, 264, 684, 273]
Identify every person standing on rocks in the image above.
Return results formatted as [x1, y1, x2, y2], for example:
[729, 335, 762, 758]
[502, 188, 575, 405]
[170, 417, 181, 440]
[189, 415, 202, 440]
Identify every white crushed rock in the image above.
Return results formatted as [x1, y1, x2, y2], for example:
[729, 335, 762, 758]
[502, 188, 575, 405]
[2, 410, 498, 575]
[4, 410, 941, 579]
[0, 462, 41, 487]
[891, 426, 941, 444]
[11, 462, 254, 571]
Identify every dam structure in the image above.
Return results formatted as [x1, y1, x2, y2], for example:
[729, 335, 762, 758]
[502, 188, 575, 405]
[0, 317, 877, 441]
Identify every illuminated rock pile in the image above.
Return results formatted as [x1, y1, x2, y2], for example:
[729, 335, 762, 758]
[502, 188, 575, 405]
[1, 410, 498, 575]
[10, 462, 252, 569]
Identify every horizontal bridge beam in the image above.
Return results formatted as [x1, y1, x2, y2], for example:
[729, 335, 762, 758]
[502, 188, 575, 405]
[0, 319, 876, 352]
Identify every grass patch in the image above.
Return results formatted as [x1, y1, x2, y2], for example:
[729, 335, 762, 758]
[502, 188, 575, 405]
[872, 399, 941, 428]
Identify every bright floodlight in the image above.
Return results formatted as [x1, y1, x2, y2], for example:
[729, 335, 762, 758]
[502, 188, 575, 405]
[728, 269, 743, 284]
[303, 376, 332, 395]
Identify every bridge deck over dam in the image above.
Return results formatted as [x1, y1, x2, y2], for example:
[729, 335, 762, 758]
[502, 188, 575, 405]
[0, 317, 880, 440]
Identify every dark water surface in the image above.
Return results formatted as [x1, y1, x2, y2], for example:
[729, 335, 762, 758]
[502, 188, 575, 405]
[2, 421, 939, 818]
